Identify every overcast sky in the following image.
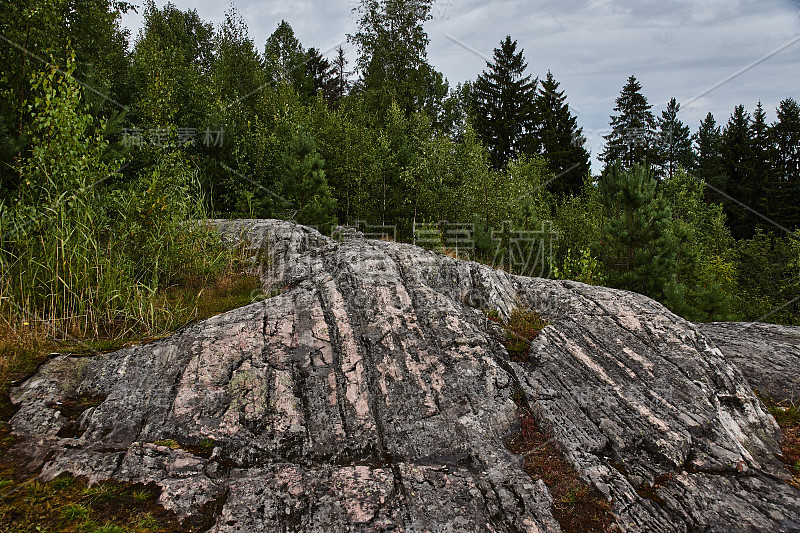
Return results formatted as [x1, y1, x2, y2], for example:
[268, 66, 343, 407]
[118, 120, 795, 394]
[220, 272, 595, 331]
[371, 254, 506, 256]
[121, 0, 800, 170]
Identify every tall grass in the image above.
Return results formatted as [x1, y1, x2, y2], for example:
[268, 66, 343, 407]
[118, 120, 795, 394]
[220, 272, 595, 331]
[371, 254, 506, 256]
[0, 51, 231, 339]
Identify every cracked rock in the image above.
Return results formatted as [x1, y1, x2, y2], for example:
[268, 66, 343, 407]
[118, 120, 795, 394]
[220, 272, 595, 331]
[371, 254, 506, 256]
[8, 219, 800, 532]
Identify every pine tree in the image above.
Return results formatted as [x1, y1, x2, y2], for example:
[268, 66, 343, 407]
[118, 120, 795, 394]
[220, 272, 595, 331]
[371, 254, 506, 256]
[534, 71, 590, 196]
[280, 129, 338, 234]
[770, 98, 800, 231]
[656, 98, 693, 179]
[592, 163, 677, 299]
[601, 76, 658, 170]
[470, 36, 537, 169]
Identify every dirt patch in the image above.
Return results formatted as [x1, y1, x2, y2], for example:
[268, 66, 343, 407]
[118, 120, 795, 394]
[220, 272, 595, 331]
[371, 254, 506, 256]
[758, 393, 800, 489]
[506, 406, 618, 532]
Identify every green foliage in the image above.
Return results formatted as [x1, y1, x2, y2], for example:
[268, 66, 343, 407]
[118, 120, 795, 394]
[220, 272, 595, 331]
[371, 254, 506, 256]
[487, 307, 548, 363]
[0, 52, 228, 337]
[264, 20, 312, 95]
[659, 168, 738, 321]
[551, 174, 602, 265]
[61, 503, 91, 521]
[306, 96, 380, 224]
[769, 98, 800, 231]
[349, 0, 441, 118]
[111, 153, 215, 286]
[552, 248, 607, 286]
[733, 229, 800, 324]
[0, 0, 132, 200]
[693, 113, 726, 192]
[656, 97, 693, 179]
[131, 490, 152, 503]
[92, 522, 127, 533]
[2, 52, 125, 334]
[129, 1, 213, 127]
[719, 104, 760, 239]
[306, 47, 337, 101]
[593, 164, 677, 300]
[506, 154, 555, 228]
[329, 46, 352, 104]
[439, 82, 472, 139]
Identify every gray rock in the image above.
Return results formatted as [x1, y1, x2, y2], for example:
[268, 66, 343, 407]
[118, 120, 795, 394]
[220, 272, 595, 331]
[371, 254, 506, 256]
[8, 219, 800, 532]
[699, 322, 800, 403]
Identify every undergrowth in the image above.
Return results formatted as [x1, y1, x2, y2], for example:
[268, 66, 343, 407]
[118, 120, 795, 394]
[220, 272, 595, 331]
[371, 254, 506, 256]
[486, 307, 549, 362]
[758, 394, 800, 489]
[0, 236, 261, 532]
[493, 308, 616, 531]
[0, 471, 181, 533]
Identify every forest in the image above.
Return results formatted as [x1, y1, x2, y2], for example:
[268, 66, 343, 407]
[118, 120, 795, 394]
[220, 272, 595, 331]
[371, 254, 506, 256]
[0, 0, 799, 343]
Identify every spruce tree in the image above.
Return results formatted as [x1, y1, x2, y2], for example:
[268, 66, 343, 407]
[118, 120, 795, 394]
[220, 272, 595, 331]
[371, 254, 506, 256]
[534, 71, 590, 196]
[720, 105, 757, 238]
[470, 36, 537, 169]
[305, 48, 337, 100]
[330, 46, 352, 103]
[749, 102, 773, 224]
[693, 113, 726, 192]
[592, 163, 677, 299]
[770, 98, 800, 230]
[601, 76, 658, 171]
[656, 98, 693, 179]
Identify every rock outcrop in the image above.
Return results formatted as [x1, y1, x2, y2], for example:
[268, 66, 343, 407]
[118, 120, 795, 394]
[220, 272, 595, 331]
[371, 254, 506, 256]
[8, 220, 800, 532]
[700, 322, 800, 403]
